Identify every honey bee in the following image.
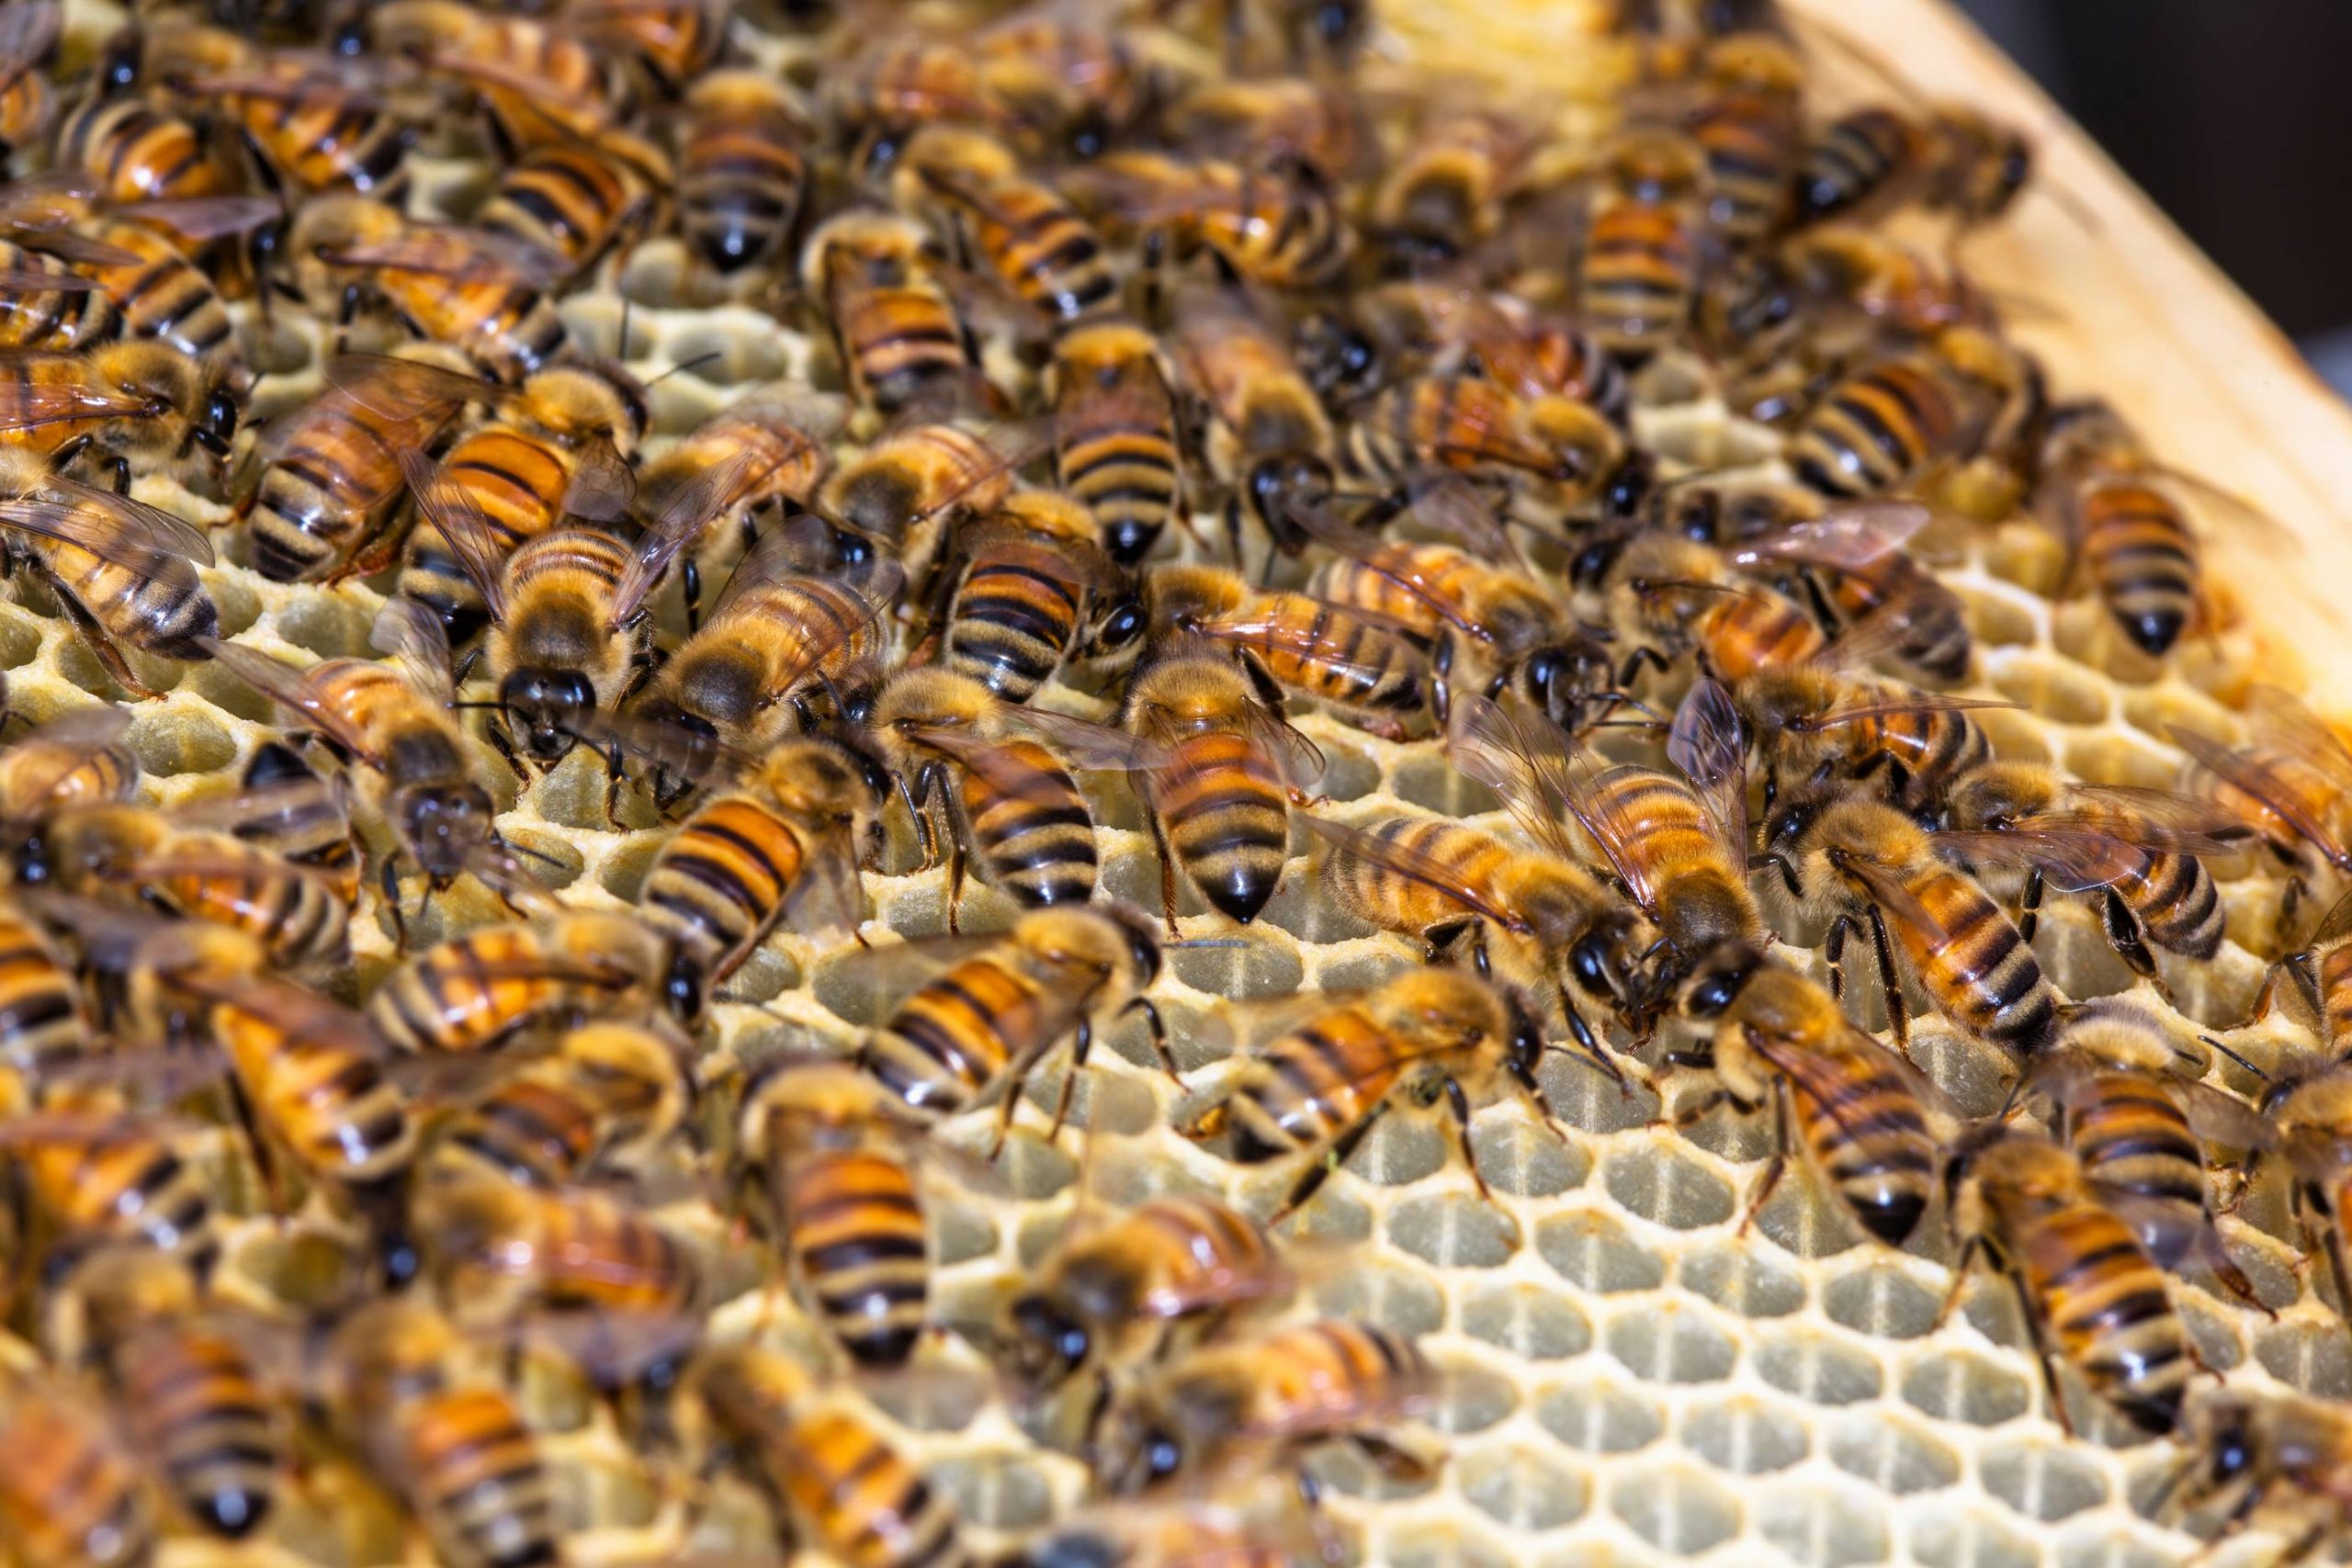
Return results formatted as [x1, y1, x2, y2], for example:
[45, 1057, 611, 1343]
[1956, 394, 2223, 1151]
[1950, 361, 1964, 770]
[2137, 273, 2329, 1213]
[1161, 75, 1367, 183]
[996, 1194, 1286, 1422]
[906, 129, 1118, 329]
[395, 360, 647, 630]
[20, 802, 349, 975]
[731, 1056, 934, 1368]
[2169, 686, 2352, 921]
[426, 1021, 686, 1190]
[42, 197, 272, 377]
[1941, 761, 2248, 983]
[406, 446, 747, 763]
[366, 908, 693, 1054]
[803, 209, 985, 416]
[0, 1371, 156, 1568]
[0, 446, 220, 697]
[55, 93, 236, 209]
[0, 341, 238, 489]
[678, 69, 811, 276]
[1168, 285, 1335, 570]
[2162, 1391, 2352, 1561]
[2251, 1053, 2352, 1324]
[1158, 0, 1371, 75]
[412, 1173, 703, 1391]
[1665, 31, 1806, 247]
[0, 1096, 220, 1287]
[1672, 942, 1950, 1245]
[1792, 103, 2033, 238]
[2016, 998, 2275, 1314]
[1182, 968, 1556, 1222]
[0, 226, 119, 356]
[1095, 1318, 1436, 1497]
[941, 491, 1122, 705]
[816, 413, 1034, 595]
[176, 740, 360, 909]
[477, 135, 662, 282]
[866, 666, 1116, 923]
[1097, 561, 1427, 741]
[322, 1298, 560, 1568]
[235, 349, 489, 583]
[200, 601, 516, 925]
[285, 196, 570, 382]
[1079, 151, 1351, 293]
[1703, 657, 2008, 815]
[0, 4, 57, 158]
[975, 6, 1150, 159]
[1454, 692, 1768, 970]
[1347, 375, 1626, 526]
[1050, 319, 1184, 567]
[570, 0, 730, 95]
[0, 703, 138, 829]
[628, 526, 902, 790]
[1942, 1125, 2191, 1436]
[0, 897, 95, 1093]
[1308, 276, 1633, 424]
[1704, 227, 1990, 364]
[611, 729, 876, 998]
[1118, 645, 1322, 929]
[1305, 812, 1653, 1075]
[58, 1247, 281, 1539]
[145, 26, 412, 200]
[1763, 790, 2058, 1057]
[2033, 398, 2222, 659]
[856, 902, 1171, 1142]
[1655, 479, 1972, 682]
[1787, 326, 2034, 502]
[829, 35, 1012, 177]
[1577, 128, 1709, 359]
[1595, 530, 1827, 690]
[1366, 102, 1540, 267]
[683, 1342, 972, 1568]
[369, 0, 625, 154]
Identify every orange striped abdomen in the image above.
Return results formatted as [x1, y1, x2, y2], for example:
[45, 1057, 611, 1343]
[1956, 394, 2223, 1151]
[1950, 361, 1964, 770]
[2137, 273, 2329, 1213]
[1222, 1002, 1403, 1159]
[784, 1145, 929, 1368]
[1789, 356, 1965, 498]
[1151, 730, 1289, 925]
[387, 1387, 558, 1568]
[775, 1407, 968, 1568]
[960, 739, 1097, 908]
[639, 793, 808, 984]
[1695, 590, 1825, 682]
[1582, 203, 1695, 356]
[1327, 816, 1510, 935]
[1897, 865, 2056, 1055]
[1793, 1035, 1937, 1245]
[2012, 1197, 2188, 1434]
[862, 955, 1055, 1117]
[2078, 478, 2199, 656]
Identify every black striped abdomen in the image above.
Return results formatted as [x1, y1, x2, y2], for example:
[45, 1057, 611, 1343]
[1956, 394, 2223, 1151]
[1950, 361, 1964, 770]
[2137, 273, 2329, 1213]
[862, 958, 1050, 1117]
[38, 537, 217, 659]
[944, 546, 1085, 704]
[2067, 1073, 2207, 1217]
[786, 1147, 929, 1367]
[392, 1389, 559, 1568]
[1901, 869, 2056, 1055]
[960, 740, 1096, 907]
[248, 401, 407, 581]
[639, 794, 806, 983]
[481, 145, 633, 269]
[1151, 732, 1288, 924]
[830, 283, 969, 412]
[442, 1077, 599, 1189]
[116, 1328, 277, 1539]
[1582, 204, 1695, 356]
[1057, 423, 1178, 566]
[681, 118, 805, 273]
[1693, 94, 1796, 243]
[2110, 846, 2223, 961]
[0, 912, 85, 1082]
[2080, 479, 2198, 656]
[0, 242, 115, 351]
[969, 181, 1114, 324]
[1797, 1045, 1935, 1245]
[1226, 1005, 1401, 1160]
[1793, 107, 1918, 226]
[1790, 358, 1962, 498]
[2019, 1202, 2188, 1434]
[776, 1409, 967, 1568]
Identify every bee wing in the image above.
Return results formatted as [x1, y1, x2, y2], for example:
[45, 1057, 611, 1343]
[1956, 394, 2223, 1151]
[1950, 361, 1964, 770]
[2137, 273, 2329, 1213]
[1188, 606, 1431, 688]
[828, 931, 1023, 1012]
[953, 520, 1120, 595]
[1936, 827, 2147, 894]
[320, 352, 503, 428]
[4, 223, 141, 269]
[1005, 707, 1178, 774]
[178, 71, 392, 115]
[0, 265, 104, 295]
[1397, 472, 1526, 569]
[610, 452, 760, 628]
[176, 769, 354, 837]
[171, 969, 396, 1059]
[1193, 989, 1378, 1061]
[719, 385, 851, 450]
[126, 845, 351, 894]
[322, 224, 571, 290]
[113, 195, 284, 242]
[562, 706, 755, 788]
[777, 831, 867, 943]
[0, 378, 171, 435]
[1748, 1023, 1959, 1134]
[1282, 497, 1489, 643]
[0, 3, 57, 78]
[369, 598, 457, 705]
[1730, 501, 1932, 572]
[1295, 813, 1528, 933]
[197, 640, 378, 760]
[2166, 721, 2352, 869]
[896, 420, 1057, 525]
[1668, 677, 1749, 870]
[1834, 853, 1951, 946]
[702, 514, 830, 622]
[395, 448, 510, 619]
[1243, 701, 1325, 794]
[2248, 685, 2352, 789]
[561, 438, 638, 524]
[0, 484, 214, 573]
[1804, 689, 2023, 728]
[2061, 784, 2257, 847]
[1445, 692, 1584, 866]
[0, 703, 131, 810]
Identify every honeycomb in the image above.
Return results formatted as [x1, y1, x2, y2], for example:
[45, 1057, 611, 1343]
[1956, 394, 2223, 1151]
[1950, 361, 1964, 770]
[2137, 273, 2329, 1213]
[8, 0, 2350, 1565]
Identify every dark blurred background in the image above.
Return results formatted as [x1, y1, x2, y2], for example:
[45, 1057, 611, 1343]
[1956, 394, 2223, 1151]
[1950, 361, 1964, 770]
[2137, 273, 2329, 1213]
[1956, 1, 2352, 390]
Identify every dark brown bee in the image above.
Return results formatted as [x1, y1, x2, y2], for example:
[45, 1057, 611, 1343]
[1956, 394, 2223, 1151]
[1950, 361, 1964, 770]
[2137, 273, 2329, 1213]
[1346, 373, 1626, 525]
[975, 6, 1150, 158]
[1367, 103, 1539, 266]
[905, 128, 1117, 329]
[425, 1021, 684, 1191]
[1793, 103, 2034, 237]
[366, 908, 690, 1054]
[677, 68, 810, 276]
[1944, 1126, 2191, 1436]
[1673, 942, 1948, 1245]
[1168, 285, 1335, 569]
[1182, 968, 1557, 1223]
[2034, 398, 2222, 659]
[1310, 277, 1631, 422]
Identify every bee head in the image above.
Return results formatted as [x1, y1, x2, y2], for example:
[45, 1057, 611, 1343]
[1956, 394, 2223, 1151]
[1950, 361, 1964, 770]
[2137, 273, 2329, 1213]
[399, 784, 492, 879]
[501, 669, 596, 762]
[1679, 941, 1765, 1020]
[1000, 1292, 1091, 1394]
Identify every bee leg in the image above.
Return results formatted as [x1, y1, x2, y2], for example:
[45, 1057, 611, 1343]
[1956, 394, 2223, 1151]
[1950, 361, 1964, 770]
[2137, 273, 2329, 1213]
[944, 829, 967, 938]
[1351, 1432, 1436, 1484]
[1442, 1074, 1493, 1205]
[1293, 1466, 1349, 1568]
[380, 853, 411, 952]
[45, 588, 165, 699]
[1125, 997, 1181, 1084]
[1510, 1052, 1575, 1140]
[681, 558, 702, 635]
[2010, 1274, 2080, 1438]
[335, 281, 362, 356]
[1754, 851, 1804, 901]
[1271, 1098, 1389, 1228]
[220, 1068, 291, 1217]
[1824, 914, 1851, 1003]
[1736, 1082, 1796, 1237]
[1617, 645, 1670, 687]
[2098, 887, 2167, 995]
[1553, 988, 1631, 1096]
[2017, 866, 2041, 944]
[1931, 1235, 1982, 1332]
[1865, 902, 1909, 1054]
[1146, 805, 1182, 937]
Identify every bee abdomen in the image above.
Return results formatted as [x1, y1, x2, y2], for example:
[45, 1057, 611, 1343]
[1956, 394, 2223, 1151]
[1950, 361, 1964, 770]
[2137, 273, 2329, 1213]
[964, 756, 1098, 907]
[395, 1390, 560, 1568]
[2042, 1213, 2188, 1434]
[118, 1331, 277, 1539]
[944, 558, 1084, 704]
[1794, 107, 1914, 225]
[787, 1148, 929, 1368]
[863, 961, 1036, 1116]
[2081, 480, 2198, 655]
[639, 795, 805, 982]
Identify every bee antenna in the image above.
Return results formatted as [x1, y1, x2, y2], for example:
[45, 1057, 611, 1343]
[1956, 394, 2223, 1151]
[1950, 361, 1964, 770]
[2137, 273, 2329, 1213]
[1163, 938, 1250, 950]
[447, 700, 511, 711]
[2199, 1034, 2268, 1080]
[647, 350, 725, 388]
[500, 840, 568, 872]
[711, 990, 791, 1023]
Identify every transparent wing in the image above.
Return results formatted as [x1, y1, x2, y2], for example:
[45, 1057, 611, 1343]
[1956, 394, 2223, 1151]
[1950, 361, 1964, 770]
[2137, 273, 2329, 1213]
[369, 598, 456, 705]
[1668, 676, 1748, 869]
[560, 437, 638, 524]
[1835, 853, 1951, 945]
[610, 452, 759, 626]
[1731, 500, 1932, 572]
[113, 195, 284, 242]
[322, 224, 571, 290]
[2168, 721, 2352, 869]
[196, 640, 377, 760]
[395, 447, 510, 618]
[1295, 813, 1528, 934]
[1189, 605, 1430, 688]
[1445, 692, 1582, 865]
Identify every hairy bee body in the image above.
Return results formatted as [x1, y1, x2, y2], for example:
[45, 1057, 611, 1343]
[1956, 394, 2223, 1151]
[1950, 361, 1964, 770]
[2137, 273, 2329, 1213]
[1122, 654, 1294, 926]
[0, 1382, 157, 1568]
[57, 96, 233, 207]
[679, 70, 809, 275]
[1050, 322, 1182, 566]
[0, 240, 116, 353]
[942, 494, 1108, 704]
[0, 906, 92, 1088]
[430, 1023, 684, 1190]
[478, 141, 651, 276]
[397, 425, 577, 626]
[366, 910, 679, 1055]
